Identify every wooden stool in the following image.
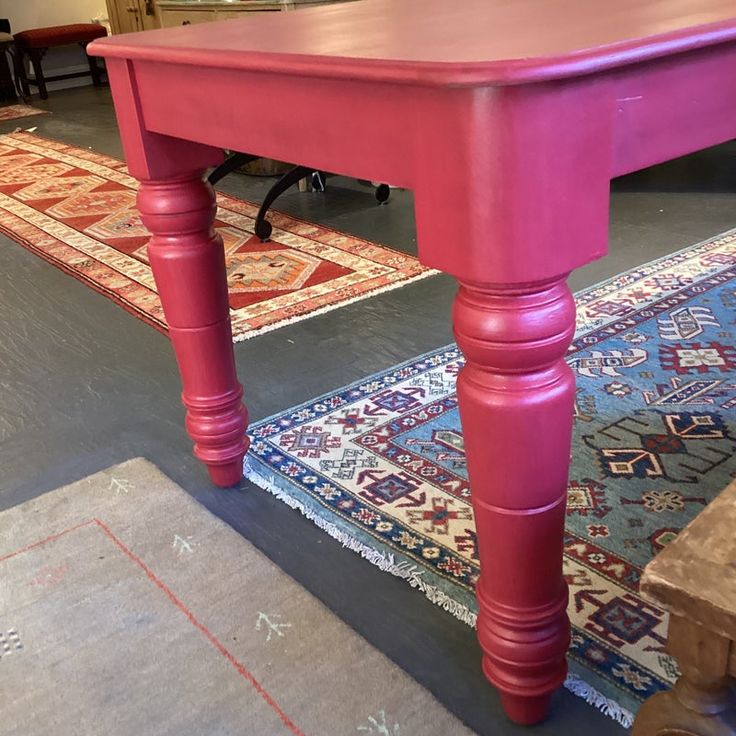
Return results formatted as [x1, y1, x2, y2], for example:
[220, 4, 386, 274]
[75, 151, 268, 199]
[14, 24, 107, 100]
[633, 478, 736, 736]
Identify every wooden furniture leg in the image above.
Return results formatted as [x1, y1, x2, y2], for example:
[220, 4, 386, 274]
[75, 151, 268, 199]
[452, 275, 575, 724]
[28, 48, 47, 99]
[16, 48, 30, 97]
[633, 616, 736, 736]
[9, 46, 26, 102]
[136, 173, 249, 486]
[0, 40, 16, 102]
[84, 42, 104, 87]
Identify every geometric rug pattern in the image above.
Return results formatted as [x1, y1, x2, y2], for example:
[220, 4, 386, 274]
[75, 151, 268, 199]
[0, 132, 431, 340]
[0, 104, 48, 122]
[246, 230, 736, 725]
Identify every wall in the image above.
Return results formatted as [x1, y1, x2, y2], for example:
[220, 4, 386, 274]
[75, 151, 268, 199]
[0, 0, 108, 31]
[0, 0, 111, 93]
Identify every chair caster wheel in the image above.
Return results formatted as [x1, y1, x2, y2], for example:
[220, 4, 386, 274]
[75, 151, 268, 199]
[312, 171, 326, 192]
[255, 218, 272, 242]
[375, 183, 390, 204]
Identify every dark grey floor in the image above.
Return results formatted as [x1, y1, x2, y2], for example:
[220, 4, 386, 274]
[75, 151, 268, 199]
[2, 86, 735, 735]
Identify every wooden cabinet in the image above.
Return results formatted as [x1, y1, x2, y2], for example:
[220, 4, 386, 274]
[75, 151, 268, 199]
[159, 8, 216, 26]
[157, 0, 351, 28]
[106, 0, 160, 34]
[216, 9, 274, 20]
[108, 0, 353, 33]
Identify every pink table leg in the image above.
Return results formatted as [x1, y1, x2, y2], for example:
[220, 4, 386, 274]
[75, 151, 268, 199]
[453, 275, 576, 724]
[104, 60, 249, 488]
[107, 59, 248, 486]
[412, 78, 609, 723]
[136, 173, 249, 487]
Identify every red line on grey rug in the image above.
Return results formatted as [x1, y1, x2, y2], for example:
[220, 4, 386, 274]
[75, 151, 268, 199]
[93, 519, 306, 736]
[0, 519, 97, 563]
[0, 517, 305, 736]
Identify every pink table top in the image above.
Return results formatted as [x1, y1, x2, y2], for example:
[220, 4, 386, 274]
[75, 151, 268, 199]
[92, 0, 736, 86]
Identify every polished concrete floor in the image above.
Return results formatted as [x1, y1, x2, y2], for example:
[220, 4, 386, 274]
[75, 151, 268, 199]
[1, 86, 735, 735]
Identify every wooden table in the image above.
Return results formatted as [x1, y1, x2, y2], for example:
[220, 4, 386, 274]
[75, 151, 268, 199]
[633, 478, 736, 736]
[89, 0, 736, 724]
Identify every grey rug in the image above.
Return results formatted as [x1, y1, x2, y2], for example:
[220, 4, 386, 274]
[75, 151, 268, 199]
[0, 458, 476, 736]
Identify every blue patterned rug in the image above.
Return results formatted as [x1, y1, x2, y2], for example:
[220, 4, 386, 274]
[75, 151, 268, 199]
[246, 230, 736, 726]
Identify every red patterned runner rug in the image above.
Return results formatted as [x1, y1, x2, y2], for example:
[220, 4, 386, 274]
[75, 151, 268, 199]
[0, 104, 48, 122]
[0, 132, 432, 340]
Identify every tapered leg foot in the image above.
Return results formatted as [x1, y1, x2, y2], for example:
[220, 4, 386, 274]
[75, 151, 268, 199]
[453, 276, 576, 724]
[207, 459, 246, 488]
[500, 693, 554, 726]
[137, 174, 249, 486]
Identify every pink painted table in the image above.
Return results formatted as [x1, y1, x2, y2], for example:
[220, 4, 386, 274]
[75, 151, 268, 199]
[90, 0, 736, 724]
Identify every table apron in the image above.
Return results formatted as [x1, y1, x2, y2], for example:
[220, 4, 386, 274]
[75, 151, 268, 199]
[119, 43, 736, 283]
[130, 61, 615, 282]
[132, 42, 736, 186]
[134, 60, 419, 188]
[610, 42, 736, 178]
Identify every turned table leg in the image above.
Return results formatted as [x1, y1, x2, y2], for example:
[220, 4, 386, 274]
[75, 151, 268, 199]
[453, 276, 575, 724]
[137, 173, 249, 487]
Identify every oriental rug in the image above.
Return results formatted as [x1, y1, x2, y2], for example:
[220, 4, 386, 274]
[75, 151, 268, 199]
[0, 458, 476, 736]
[0, 104, 48, 122]
[0, 132, 431, 340]
[246, 229, 736, 726]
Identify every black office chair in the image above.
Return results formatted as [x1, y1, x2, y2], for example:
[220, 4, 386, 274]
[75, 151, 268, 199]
[208, 152, 390, 242]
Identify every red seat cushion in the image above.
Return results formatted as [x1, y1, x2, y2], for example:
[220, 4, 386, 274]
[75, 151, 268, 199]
[15, 24, 107, 49]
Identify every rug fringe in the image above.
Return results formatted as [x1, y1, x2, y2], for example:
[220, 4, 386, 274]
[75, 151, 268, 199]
[244, 458, 477, 627]
[245, 458, 637, 727]
[232, 268, 438, 342]
[564, 673, 635, 729]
